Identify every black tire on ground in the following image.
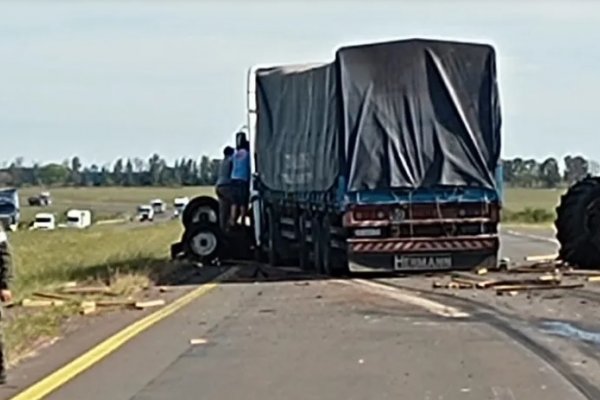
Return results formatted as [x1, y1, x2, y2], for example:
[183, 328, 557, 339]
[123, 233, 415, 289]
[321, 215, 350, 277]
[555, 176, 600, 268]
[182, 196, 219, 229]
[183, 224, 222, 265]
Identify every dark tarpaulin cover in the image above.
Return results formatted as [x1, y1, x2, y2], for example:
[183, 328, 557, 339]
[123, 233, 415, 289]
[255, 63, 340, 193]
[255, 39, 501, 195]
[338, 39, 501, 192]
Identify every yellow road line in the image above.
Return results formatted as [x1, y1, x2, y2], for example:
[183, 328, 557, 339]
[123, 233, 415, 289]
[10, 267, 238, 400]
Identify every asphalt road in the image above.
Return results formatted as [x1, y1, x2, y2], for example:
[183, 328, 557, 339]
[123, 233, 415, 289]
[11, 229, 600, 400]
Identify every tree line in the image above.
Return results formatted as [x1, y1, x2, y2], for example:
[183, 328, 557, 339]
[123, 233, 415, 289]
[0, 154, 596, 188]
[0, 154, 221, 187]
[503, 155, 598, 188]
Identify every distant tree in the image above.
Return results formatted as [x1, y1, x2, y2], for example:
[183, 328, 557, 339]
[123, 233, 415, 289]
[71, 156, 82, 186]
[100, 166, 113, 186]
[112, 159, 124, 186]
[539, 157, 562, 188]
[564, 155, 589, 185]
[125, 159, 135, 186]
[39, 164, 70, 186]
[199, 156, 212, 184]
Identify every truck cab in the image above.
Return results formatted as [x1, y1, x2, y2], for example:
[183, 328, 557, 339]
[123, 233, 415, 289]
[137, 205, 154, 222]
[66, 209, 92, 229]
[0, 188, 20, 231]
[151, 199, 167, 214]
[173, 197, 190, 218]
[32, 213, 56, 231]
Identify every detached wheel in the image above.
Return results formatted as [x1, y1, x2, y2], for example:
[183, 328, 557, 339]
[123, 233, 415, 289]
[555, 176, 600, 268]
[184, 225, 221, 265]
[182, 196, 219, 229]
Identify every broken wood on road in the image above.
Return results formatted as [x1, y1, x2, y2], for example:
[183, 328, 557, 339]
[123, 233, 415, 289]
[134, 299, 166, 309]
[494, 283, 584, 294]
[22, 299, 65, 307]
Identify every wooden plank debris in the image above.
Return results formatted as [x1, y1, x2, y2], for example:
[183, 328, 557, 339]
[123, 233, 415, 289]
[62, 286, 115, 295]
[97, 299, 136, 307]
[495, 283, 584, 294]
[33, 292, 75, 302]
[22, 299, 65, 307]
[475, 268, 488, 275]
[563, 270, 600, 277]
[134, 299, 166, 309]
[524, 254, 558, 262]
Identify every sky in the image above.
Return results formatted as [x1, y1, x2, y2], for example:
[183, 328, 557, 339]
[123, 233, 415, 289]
[1, 0, 600, 166]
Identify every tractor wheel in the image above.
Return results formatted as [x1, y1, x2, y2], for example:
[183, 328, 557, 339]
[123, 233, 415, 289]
[555, 176, 600, 268]
[182, 196, 219, 229]
[184, 224, 221, 265]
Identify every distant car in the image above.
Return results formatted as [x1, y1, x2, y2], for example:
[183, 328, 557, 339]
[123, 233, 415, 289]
[66, 209, 92, 229]
[28, 191, 52, 207]
[31, 213, 56, 230]
[137, 205, 155, 222]
[173, 197, 190, 218]
[150, 199, 167, 214]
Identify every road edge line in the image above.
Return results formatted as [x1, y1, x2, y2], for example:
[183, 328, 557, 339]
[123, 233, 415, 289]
[9, 267, 238, 400]
[348, 279, 470, 319]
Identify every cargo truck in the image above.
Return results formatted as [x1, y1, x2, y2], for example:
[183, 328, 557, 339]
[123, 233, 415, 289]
[174, 38, 502, 275]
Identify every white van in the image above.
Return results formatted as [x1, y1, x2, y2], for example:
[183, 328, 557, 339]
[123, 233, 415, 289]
[66, 209, 92, 229]
[31, 213, 56, 230]
[151, 199, 167, 214]
[137, 205, 154, 222]
[173, 197, 190, 217]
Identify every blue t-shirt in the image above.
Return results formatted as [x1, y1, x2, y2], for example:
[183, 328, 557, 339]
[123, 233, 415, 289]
[231, 149, 250, 182]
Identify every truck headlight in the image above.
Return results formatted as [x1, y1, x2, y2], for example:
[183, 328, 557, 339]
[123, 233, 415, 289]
[354, 228, 382, 237]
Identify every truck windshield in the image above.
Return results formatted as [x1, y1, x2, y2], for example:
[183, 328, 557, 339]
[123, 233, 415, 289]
[35, 217, 52, 223]
[67, 217, 79, 223]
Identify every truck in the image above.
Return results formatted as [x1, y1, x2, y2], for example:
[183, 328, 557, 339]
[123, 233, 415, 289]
[0, 188, 20, 231]
[150, 199, 167, 214]
[31, 213, 56, 231]
[173, 197, 190, 218]
[174, 38, 502, 274]
[66, 209, 92, 229]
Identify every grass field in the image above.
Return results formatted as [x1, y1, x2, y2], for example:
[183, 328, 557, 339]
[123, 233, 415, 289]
[6, 220, 185, 362]
[18, 186, 214, 224]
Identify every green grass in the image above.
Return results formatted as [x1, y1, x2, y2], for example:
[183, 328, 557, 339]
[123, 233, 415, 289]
[17, 186, 214, 224]
[502, 188, 564, 224]
[5, 220, 185, 363]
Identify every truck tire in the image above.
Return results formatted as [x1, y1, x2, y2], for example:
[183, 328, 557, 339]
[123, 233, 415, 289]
[266, 206, 281, 267]
[555, 176, 600, 268]
[321, 215, 349, 276]
[182, 196, 219, 229]
[298, 212, 309, 270]
[184, 224, 221, 265]
[311, 214, 324, 274]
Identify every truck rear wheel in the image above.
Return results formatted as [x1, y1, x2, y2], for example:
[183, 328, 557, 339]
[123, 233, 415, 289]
[266, 206, 281, 267]
[184, 224, 221, 265]
[298, 212, 309, 270]
[555, 176, 600, 268]
[321, 215, 349, 277]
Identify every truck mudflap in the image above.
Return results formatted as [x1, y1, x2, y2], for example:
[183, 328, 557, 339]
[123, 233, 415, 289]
[347, 236, 499, 272]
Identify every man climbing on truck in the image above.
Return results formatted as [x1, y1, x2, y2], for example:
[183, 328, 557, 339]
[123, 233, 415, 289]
[229, 139, 251, 227]
[216, 146, 235, 230]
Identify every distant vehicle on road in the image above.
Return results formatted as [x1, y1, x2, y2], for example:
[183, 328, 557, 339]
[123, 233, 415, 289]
[151, 199, 167, 214]
[173, 197, 190, 217]
[137, 205, 155, 222]
[31, 213, 56, 230]
[66, 209, 92, 229]
[28, 191, 52, 207]
[0, 188, 20, 231]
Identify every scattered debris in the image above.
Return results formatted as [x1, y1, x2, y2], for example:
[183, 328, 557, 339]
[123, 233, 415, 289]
[33, 292, 75, 302]
[587, 276, 600, 283]
[475, 267, 488, 275]
[563, 270, 600, 277]
[62, 281, 78, 289]
[525, 254, 558, 262]
[190, 338, 208, 345]
[96, 299, 136, 307]
[158, 286, 174, 293]
[495, 283, 584, 294]
[22, 299, 65, 308]
[62, 286, 115, 296]
[134, 299, 166, 309]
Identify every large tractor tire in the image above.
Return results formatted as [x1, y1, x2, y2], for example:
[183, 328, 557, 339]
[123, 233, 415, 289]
[182, 196, 219, 229]
[183, 224, 222, 265]
[555, 176, 600, 268]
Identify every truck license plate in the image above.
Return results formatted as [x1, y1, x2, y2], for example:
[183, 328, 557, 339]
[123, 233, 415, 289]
[395, 254, 452, 270]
